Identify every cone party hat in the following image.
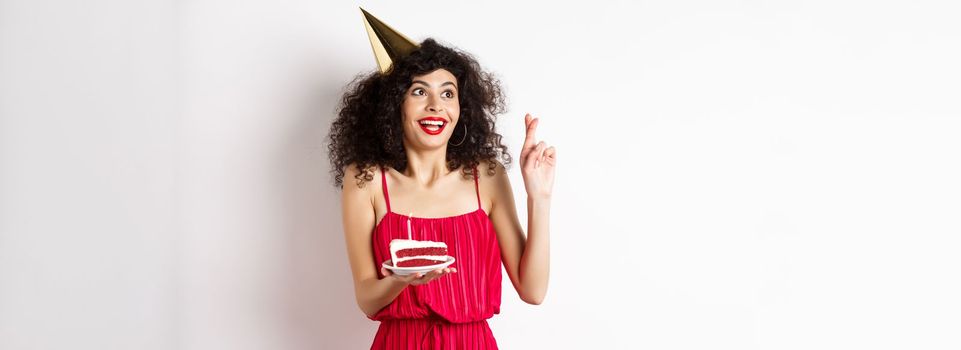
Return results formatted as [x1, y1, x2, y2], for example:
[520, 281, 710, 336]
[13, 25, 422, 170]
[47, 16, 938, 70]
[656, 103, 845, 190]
[360, 8, 420, 74]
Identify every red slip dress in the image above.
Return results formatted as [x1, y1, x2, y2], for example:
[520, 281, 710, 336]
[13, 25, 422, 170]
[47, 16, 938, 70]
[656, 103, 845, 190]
[369, 166, 502, 349]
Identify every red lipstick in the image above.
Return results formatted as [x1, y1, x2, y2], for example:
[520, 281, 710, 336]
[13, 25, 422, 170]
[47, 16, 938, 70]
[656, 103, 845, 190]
[417, 116, 447, 135]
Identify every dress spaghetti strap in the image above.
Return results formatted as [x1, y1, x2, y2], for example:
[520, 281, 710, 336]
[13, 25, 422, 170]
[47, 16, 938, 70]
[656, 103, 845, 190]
[473, 166, 481, 211]
[380, 167, 391, 213]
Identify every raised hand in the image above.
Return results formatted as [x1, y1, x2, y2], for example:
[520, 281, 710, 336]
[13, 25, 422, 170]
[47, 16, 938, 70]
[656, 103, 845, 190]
[520, 113, 556, 200]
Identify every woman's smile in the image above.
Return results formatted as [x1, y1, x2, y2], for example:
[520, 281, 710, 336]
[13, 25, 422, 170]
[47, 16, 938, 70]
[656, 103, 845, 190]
[417, 116, 447, 135]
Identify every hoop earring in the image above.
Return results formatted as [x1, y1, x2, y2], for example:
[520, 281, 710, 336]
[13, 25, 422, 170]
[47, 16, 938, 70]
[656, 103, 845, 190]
[449, 123, 468, 146]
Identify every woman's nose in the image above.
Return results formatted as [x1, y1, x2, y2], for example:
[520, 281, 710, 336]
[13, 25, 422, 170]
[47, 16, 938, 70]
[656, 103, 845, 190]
[427, 96, 443, 112]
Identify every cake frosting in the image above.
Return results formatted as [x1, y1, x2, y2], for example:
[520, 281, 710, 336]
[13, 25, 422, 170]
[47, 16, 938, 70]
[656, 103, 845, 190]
[389, 239, 448, 267]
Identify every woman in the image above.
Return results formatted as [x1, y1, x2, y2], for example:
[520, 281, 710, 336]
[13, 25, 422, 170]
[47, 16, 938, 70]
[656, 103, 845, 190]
[328, 37, 556, 349]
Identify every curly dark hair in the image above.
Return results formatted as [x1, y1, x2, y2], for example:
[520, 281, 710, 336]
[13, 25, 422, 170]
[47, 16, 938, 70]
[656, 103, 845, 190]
[327, 38, 511, 188]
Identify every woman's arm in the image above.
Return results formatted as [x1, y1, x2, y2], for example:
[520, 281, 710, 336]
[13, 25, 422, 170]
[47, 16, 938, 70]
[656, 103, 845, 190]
[341, 165, 454, 317]
[488, 164, 551, 305]
[341, 165, 407, 317]
[488, 114, 556, 305]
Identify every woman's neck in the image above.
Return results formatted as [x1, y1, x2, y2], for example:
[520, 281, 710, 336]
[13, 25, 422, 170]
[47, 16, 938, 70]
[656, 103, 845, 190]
[403, 147, 452, 186]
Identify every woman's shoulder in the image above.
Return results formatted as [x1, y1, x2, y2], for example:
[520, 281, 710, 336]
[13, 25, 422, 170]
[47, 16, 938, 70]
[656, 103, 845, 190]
[342, 163, 381, 192]
[471, 159, 514, 214]
[475, 159, 511, 200]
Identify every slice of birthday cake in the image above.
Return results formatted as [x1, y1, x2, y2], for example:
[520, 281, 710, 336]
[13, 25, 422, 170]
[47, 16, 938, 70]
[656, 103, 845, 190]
[389, 239, 448, 267]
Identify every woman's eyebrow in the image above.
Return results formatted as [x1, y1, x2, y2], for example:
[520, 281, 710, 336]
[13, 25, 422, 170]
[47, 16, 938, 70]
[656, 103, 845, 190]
[411, 80, 457, 88]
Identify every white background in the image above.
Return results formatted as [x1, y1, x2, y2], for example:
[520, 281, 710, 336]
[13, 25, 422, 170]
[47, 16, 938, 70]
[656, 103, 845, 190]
[2, 0, 960, 349]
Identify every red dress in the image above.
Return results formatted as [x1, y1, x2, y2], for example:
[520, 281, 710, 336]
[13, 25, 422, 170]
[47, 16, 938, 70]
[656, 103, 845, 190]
[369, 167, 502, 349]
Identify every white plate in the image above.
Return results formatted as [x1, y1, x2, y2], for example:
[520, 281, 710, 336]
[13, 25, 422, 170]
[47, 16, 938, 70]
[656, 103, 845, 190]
[383, 256, 455, 276]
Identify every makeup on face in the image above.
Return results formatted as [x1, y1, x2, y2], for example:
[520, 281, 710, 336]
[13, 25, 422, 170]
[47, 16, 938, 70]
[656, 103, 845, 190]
[416, 116, 448, 135]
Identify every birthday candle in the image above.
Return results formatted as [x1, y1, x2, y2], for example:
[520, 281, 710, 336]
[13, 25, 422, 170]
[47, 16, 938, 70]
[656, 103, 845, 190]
[407, 212, 412, 240]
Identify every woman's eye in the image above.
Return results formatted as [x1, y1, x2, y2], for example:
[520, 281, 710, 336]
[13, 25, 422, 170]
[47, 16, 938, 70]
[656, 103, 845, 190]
[443, 91, 454, 98]
[411, 88, 424, 95]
